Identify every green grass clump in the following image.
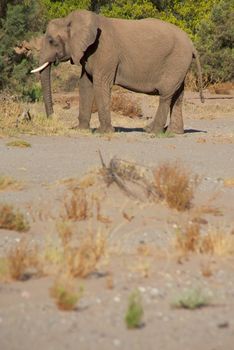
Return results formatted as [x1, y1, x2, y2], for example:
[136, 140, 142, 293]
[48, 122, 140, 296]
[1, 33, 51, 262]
[50, 274, 83, 311]
[0, 204, 29, 232]
[153, 131, 175, 138]
[6, 140, 31, 148]
[125, 290, 144, 329]
[172, 288, 210, 310]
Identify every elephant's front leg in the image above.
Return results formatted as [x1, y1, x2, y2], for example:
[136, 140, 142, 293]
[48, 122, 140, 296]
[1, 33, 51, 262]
[78, 72, 94, 129]
[93, 78, 114, 133]
[145, 96, 171, 134]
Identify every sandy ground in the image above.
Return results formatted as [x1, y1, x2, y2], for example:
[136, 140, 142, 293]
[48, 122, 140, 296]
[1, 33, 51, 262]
[0, 91, 234, 350]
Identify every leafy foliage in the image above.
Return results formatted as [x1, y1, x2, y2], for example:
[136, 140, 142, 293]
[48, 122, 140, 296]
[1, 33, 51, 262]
[0, 0, 232, 99]
[196, 0, 234, 83]
[0, 1, 45, 98]
[101, 0, 159, 19]
[40, 0, 91, 19]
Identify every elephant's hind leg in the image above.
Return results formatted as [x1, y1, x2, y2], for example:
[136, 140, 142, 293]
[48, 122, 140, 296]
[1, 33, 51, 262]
[78, 72, 94, 129]
[145, 96, 171, 134]
[167, 82, 185, 134]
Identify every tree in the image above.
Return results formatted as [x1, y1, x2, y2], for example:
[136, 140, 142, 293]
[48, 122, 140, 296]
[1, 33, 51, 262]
[40, 0, 91, 19]
[0, 1, 46, 98]
[100, 0, 159, 19]
[196, 0, 234, 83]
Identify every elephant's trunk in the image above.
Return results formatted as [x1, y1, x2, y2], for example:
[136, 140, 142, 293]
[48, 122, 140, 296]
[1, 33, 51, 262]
[40, 64, 54, 117]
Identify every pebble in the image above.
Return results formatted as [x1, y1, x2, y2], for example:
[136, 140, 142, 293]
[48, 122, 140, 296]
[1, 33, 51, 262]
[21, 291, 30, 299]
[149, 288, 162, 298]
[113, 339, 121, 347]
[138, 286, 146, 293]
[114, 296, 120, 303]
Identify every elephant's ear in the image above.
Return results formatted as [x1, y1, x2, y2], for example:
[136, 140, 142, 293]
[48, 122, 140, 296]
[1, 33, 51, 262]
[67, 10, 99, 65]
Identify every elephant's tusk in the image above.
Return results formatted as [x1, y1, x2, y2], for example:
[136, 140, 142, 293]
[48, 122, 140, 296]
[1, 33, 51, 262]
[31, 62, 50, 73]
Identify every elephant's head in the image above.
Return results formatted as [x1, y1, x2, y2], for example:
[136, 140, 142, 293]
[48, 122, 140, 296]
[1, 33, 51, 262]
[31, 10, 99, 117]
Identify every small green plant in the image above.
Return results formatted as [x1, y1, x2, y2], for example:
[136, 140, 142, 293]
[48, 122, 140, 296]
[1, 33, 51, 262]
[0, 204, 30, 232]
[152, 131, 175, 138]
[50, 273, 83, 311]
[172, 288, 210, 310]
[6, 140, 31, 148]
[125, 290, 144, 329]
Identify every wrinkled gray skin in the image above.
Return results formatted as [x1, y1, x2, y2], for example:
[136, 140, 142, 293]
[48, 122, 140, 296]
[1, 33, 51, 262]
[39, 10, 204, 134]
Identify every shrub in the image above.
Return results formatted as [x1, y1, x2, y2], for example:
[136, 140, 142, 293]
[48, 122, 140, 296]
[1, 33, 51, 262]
[0, 1, 46, 96]
[175, 223, 234, 256]
[125, 290, 144, 329]
[101, 0, 159, 19]
[154, 162, 198, 211]
[50, 273, 83, 311]
[196, 0, 234, 83]
[7, 239, 39, 280]
[172, 288, 210, 309]
[66, 232, 107, 278]
[0, 204, 29, 232]
[62, 188, 89, 221]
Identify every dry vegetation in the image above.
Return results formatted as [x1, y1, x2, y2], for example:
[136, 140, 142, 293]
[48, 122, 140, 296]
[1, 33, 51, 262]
[64, 232, 107, 278]
[175, 223, 234, 257]
[0, 203, 29, 232]
[6, 239, 40, 281]
[50, 273, 83, 311]
[0, 97, 77, 137]
[0, 175, 22, 192]
[6, 139, 31, 148]
[61, 188, 89, 221]
[154, 162, 199, 211]
[111, 92, 142, 118]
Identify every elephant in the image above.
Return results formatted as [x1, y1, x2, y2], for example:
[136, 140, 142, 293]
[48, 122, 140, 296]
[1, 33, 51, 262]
[32, 10, 204, 134]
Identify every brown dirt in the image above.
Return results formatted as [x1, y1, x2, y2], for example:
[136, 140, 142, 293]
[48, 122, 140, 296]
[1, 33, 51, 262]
[0, 90, 234, 350]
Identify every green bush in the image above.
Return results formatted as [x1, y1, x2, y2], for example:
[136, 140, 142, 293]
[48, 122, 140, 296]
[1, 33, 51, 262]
[0, 1, 46, 95]
[196, 0, 234, 83]
[41, 0, 91, 19]
[101, 0, 159, 19]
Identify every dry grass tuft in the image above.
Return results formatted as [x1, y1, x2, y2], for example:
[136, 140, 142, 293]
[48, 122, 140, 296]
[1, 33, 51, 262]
[56, 220, 73, 247]
[0, 175, 23, 192]
[175, 223, 234, 257]
[0, 203, 29, 232]
[154, 162, 199, 211]
[0, 96, 78, 137]
[65, 232, 107, 278]
[200, 230, 234, 256]
[50, 272, 83, 311]
[62, 188, 89, 221]
[6, 140, 31, 148]
[111, 93, 142, 118]
[7, 239, 40, 280]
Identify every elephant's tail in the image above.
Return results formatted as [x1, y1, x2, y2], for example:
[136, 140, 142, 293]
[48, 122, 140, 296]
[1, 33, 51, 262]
[193, 47, 205, 103]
